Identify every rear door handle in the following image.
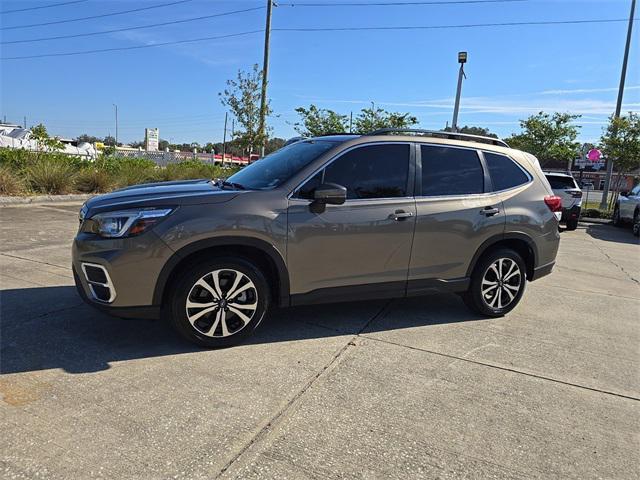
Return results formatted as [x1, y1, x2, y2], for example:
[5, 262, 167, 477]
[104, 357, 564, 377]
[392, 210, 414, 221]
[480, 206, 500, 217]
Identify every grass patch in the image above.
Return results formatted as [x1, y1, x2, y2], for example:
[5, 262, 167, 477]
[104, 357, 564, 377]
[23, 156, 76, 194]
[0, 165, 25, 195]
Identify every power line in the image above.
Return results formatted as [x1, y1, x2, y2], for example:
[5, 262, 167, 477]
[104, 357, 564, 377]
[2, 30, 264, 60]
[274, 18, 637, 31]
[1, 0, 89, 14]
[2, 18, 635, 60]
[280, 0, 526, 5]
[1, 0, 194, 31]
[1, 6, 266, 45]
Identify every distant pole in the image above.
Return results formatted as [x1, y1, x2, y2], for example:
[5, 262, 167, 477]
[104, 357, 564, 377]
[349, 111, 353, 133]
[2, 115, 5, 124]
[112, 104, 118, 147]
[222, 112, 228, 166]
[231, 118, 235, 138]
[600, 0, 635, 209]
[451, 51, 467, 133]
[24, 116, 27, 128]
[258, 0, 273, 159]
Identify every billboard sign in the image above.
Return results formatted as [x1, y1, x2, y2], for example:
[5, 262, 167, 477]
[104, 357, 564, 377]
[145, 128, 159, 151]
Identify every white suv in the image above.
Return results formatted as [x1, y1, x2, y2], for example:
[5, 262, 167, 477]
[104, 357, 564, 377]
[544, 172, 582, 230]
[613, 183, 640, 232]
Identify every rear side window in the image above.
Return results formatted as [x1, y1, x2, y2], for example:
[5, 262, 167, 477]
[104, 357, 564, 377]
[323, 144, 410, 199]
[420, 145, 484, 196]
[484, 152, 530, 191]
[546, 175, 577, 189]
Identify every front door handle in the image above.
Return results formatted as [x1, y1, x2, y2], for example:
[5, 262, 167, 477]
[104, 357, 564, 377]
[480, 206, 500, 217]
[392, 210, 414, 221]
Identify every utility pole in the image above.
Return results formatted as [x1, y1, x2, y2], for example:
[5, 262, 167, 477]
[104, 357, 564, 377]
[451, 51, 467, 133]
[24, 116, 27, 128]
[600, 0, 635, 209]
[112, 104, 119, 148]
[222, 112, 228, 166]
[258, 0, 273, 159]
[349, 111, 353, 133]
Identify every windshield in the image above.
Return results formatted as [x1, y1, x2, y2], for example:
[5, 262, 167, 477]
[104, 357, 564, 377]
[226, 140, 337, 190]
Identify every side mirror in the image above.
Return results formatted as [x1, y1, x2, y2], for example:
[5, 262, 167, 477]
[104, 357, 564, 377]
[310, 183, 346, 213]
[313, 183, 346, 205]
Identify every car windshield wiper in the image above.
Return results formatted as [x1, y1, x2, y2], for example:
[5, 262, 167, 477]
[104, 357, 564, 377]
[220, 180, 246, 190]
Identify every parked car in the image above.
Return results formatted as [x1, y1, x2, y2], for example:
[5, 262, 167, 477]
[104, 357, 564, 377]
[613, 183, 640, 228]
[73, 129, 561, 347]
[544, 172, 583, 230]
[580, 180, 594, 189]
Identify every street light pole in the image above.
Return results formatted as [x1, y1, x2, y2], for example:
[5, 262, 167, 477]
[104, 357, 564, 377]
[222, 111, 228, 166]
[451, 51, 467, 133]
[258, 0, 273, 159]
[112, 104, 118, 148]
[600, 0, 635, 209]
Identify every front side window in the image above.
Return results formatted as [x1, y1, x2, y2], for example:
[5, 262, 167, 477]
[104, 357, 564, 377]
[226, 140, 336, 190]
[421, 145, 484, 196]
[320, 144, 410, 199]
[484, 152, 530, 191]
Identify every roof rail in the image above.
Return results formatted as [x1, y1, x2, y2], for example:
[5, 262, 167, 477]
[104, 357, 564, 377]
[365, 128, 510, 148]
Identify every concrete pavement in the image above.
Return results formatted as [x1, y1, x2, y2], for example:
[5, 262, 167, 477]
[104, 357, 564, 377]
[1, 202, 638, 479]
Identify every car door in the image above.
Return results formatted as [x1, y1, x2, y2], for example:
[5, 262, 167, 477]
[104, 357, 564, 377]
[287, 142, 416, 303]
[408, 145, 507, 293]
[619, 184, 640, 220]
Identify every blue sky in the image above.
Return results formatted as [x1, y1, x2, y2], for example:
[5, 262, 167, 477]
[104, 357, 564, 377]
[1, 0, 638, 145]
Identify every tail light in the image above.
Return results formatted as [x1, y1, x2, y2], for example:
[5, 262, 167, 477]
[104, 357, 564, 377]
[566, 190, 583, 198]
[544, 195, 563, 212]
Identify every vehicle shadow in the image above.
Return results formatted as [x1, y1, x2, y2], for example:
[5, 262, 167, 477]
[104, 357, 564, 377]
[0, 286, 487, 375]
[584, 223, 639, 245]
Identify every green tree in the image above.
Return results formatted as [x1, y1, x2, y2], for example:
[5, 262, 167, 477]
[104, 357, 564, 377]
[76, 134, 101, 144]
[600, 113, 640, 204]
[265, 137, 286, 154]
[444, 125, 498, 138]
[219, 64, 271, 155]
[30, 123, 64, 152]
[505, 112, 581, 166]
[353, 104, 418, 134]
[293, 105, 349, 136]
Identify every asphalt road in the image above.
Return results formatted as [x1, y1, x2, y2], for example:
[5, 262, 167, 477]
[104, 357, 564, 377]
[1, 202, 639, 479]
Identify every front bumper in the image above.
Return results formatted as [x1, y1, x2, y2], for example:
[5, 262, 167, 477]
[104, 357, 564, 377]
[72, 230, 175, 317]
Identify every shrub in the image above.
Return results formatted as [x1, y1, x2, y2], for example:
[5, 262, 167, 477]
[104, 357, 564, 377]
[0, 148, 35, 170]
[162, 160, 219, 181]
[0, 165, 24, 195]
[75, 168, 113, 193]
[106, 157, 161, 187]
[23, 156, 76, 194]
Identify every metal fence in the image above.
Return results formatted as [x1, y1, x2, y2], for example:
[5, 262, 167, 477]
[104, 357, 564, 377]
[111, 149, 250, 167]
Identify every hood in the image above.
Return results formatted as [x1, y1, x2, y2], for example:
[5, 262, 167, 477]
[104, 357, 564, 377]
[84, 179, 240, 214]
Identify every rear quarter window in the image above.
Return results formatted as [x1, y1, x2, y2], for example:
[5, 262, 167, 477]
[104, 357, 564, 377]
[546, 175, 578, 190]
[484, 152, 530, 191]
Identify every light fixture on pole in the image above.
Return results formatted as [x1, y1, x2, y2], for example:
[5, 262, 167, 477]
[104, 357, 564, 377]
[451, 51, 467, 133]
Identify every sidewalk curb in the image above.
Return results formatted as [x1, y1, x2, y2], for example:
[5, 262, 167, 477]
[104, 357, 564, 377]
[579, 217, 612, 225]
[0, 194, 94, 206]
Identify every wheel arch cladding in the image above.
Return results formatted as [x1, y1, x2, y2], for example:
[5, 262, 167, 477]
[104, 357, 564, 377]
[154, 237, 290, 308]
[467, 234, 537, 281]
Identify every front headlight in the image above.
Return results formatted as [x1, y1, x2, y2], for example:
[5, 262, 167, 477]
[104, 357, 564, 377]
[89, 208, 174, 238]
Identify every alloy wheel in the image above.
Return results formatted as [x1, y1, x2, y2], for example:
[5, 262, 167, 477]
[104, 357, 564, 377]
[185, 269, 258, 337]
[481, 258, 522, 310]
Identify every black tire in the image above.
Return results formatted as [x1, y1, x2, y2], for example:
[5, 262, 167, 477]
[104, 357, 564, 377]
[462, 248, 527, 317]
[633, 210, 640, 237]
[612, 205, 622, 227]
[565, 218, 578, 231]
[169, 256, 270, 348]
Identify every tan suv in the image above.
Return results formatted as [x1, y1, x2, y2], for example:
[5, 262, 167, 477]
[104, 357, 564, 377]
[73, 129, 561, 347]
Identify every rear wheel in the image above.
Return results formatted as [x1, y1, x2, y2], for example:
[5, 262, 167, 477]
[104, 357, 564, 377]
[633, 210, 640, 237]
[169, 257, 270, 347]
[463, 248, 526, 317]
[565, 217, 578, 231]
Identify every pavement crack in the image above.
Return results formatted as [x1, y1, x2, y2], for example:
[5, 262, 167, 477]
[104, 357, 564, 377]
[359, 335, 640, 402]
[584, 237, 639, 285]
[0, 252, 69, 271]
[215, 300, 393, 478]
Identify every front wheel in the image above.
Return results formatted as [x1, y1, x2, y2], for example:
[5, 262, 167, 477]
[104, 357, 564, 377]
[169, 257, 270, 347]
[463, 248, 526, 317]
